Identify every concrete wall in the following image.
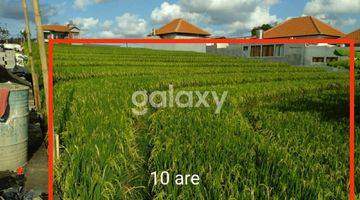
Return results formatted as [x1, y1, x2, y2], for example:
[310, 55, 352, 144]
[207, 43, 344, 66]
[303, 45, 345, 65]
[284, 44, 305, 65]
[145, 34, 207, 53]
[207, 44, 305, 65]
[206, 44, 245, 57]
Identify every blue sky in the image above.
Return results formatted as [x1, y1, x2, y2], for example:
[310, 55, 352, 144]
[1, 0, 359, 38]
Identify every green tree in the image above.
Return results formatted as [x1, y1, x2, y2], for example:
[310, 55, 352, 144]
[20, 30, 26, 39]
[0, 25, 9, 42]
[251, 24, 273, 36]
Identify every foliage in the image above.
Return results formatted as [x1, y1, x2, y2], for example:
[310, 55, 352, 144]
[251, 24, 273, 36]
[328, 59, 360, 75]
[334, 49, 360, 58]
[0, 25, 9, 42]
[20, 30, 26, 40]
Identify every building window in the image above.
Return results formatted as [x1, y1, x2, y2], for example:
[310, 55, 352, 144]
[312, 57, 325, 63]
[275, 44, 284, 56]
[250, 45, 261, 57]
[326, 57, 338, 63]
[243, 46, 248, 51]
[262, 45, 274, 57]
[44, 32, 51, 39]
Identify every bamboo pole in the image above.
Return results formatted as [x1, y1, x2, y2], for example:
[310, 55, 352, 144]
[31, 0, 48, 111]
[55, 134, 60, 160]
[21, 0, 41, 110]
[32, 0, 58, 163]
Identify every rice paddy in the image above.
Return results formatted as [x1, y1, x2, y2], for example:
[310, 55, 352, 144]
[47, 44, 358, 199]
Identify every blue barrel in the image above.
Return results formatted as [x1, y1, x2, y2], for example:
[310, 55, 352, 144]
[0, 83, 29, 172]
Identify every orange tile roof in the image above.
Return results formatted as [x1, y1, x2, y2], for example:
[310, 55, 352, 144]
[154, 18, 210, 36]
[343, 28, 360, 44]
[42, 25, 79, 33]
[263, 16, 345, 39]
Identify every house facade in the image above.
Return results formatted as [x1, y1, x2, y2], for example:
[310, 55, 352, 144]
[207, 16, 346, 66]
[208, 43, 342, 66]
[42, 24, 80, 42]
[146, 18, 211, 52]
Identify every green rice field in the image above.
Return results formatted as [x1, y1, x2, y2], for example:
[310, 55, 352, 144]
[44, 44, 359, 199]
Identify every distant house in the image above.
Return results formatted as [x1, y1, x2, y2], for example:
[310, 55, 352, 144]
[263, 16, 345, 39]
[148, 18, 210, 39]
[342, 28, 360, 47]
[146, 18, 211, 52]
[42, 24, 80, 42]
[207, 16, 346, 66]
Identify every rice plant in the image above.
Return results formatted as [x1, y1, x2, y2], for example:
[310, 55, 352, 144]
[39, 44, 357, 199]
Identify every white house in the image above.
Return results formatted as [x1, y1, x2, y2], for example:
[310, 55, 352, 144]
[146, 18, 211, 52]
[42, 23, 80, 42]
[148, 18, 211, 39]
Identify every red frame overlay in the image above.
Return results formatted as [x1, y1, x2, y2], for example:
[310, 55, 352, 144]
[47, 38, 356, 200]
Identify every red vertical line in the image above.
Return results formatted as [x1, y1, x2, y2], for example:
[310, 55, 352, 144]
[47, 40, 54, 200]
[349, 41, 355, 200]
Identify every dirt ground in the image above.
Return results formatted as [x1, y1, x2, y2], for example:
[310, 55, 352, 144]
[25, 143, 48, 194]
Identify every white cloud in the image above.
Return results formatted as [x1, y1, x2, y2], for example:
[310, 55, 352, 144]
[151, 2, 204, 25]
[73, 0, 91, 10]
[264, 0, 279, 5]
[94, 0, 110, 3]
[72, 17, 99, 30]
[304, 0, 360, 27]
[99, 30, 115, 38]
[204, 27, 226, 37]
[225, 6, 278, 35]
[150, 0, 279, 36]
[342, 18, 357, 27]
[69, 13, 147, 38]
[102, 20, 113, 30]
[73, 0, 111, 10]
[111, 13, 148, 37]
[178, 0, 278, 25]
[304, 0, 360, 15]
[0, 0, 60, 23]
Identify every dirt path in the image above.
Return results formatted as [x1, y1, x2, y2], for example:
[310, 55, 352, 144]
[25, 143, 48, 194]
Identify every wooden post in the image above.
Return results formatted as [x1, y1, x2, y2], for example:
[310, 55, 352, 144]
[21, 0, 41, 110]
[32, 0, 58, 164]
[31, 0, 48, 111]
[55, 134, 60, 160]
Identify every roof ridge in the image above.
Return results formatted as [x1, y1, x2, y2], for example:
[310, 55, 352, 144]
[292, 15, 310, 19]
[346, 28, 360, 35]
[312, 16, 345, 36]
[175, 19, 182, 32]
[263, 18, 289, 34]
[263, 16, 344, 39]
[309, 16, 321, 34]
[153, 18, 210, 36]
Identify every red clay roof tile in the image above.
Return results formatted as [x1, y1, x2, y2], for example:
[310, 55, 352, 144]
[343, 28, 360, 44]
[154, 18, 210, 36]
[42, 25, 79, 33]
[263, 16, 345, 39]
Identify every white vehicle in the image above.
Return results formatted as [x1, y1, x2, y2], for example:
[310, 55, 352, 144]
[3, 43, 23, 52]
